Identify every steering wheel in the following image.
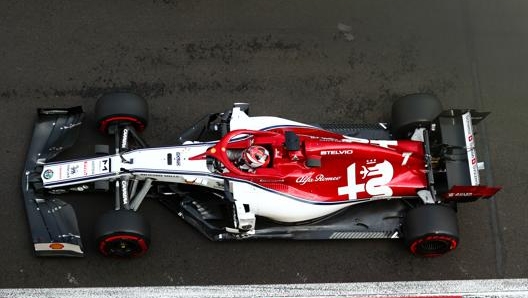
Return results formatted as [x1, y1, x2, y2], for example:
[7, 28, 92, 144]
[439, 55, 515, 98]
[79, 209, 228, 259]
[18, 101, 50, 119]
[207, 129, 279, 176]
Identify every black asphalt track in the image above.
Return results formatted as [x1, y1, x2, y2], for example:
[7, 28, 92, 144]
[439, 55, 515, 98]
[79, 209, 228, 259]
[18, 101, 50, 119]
[1, 0, 527, 288]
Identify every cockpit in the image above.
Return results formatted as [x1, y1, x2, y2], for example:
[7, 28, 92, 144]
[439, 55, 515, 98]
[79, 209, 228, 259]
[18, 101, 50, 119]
[206, 129, 326, 178]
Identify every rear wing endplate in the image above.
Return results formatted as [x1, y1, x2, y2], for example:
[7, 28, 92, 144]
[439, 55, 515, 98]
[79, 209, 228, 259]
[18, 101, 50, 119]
[438, 110, 489, 188]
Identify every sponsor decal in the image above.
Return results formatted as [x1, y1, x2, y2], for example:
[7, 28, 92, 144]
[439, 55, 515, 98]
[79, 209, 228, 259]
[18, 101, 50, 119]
[447, 192, 473, 197]
[101, 159, 109, 172]
[43, 169, 54, 180]
[462, 112, 479, 185]
[338, 160, 394, 201]
[67, 165, 79, 178]
[121, 180, 129, 204]
[175, 152, 181, 166]
[83, 161, 88, 176]
[321, 149, 353, 155]
[49, 243, 64, 250]
[70, 165, 79, 175]
[121, 128, 129, 148]
[259, 179, 285, 183]
[296, 173, 341, 185]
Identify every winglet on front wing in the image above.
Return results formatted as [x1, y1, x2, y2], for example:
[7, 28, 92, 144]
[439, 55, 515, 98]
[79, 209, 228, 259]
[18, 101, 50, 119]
[22, 107, 85, 257]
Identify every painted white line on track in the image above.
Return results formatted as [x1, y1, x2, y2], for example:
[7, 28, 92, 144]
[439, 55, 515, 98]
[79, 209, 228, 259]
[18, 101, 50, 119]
[1, 279, 527, 298]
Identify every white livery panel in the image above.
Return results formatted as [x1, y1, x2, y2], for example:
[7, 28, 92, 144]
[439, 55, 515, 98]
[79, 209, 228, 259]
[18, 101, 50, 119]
[41, 156, 113, 186]
[231, 181, 355, 223]
[462, 112, 480, 186]
[41, 144, 214, 188]
[120, 144, 211, 173]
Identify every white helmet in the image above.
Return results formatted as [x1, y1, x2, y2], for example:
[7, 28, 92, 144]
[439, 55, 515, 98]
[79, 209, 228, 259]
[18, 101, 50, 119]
[242, 145, 270, 168]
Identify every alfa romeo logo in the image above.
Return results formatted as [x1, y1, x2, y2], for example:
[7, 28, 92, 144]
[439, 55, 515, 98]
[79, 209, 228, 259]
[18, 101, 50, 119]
[43, 169, 54, 180]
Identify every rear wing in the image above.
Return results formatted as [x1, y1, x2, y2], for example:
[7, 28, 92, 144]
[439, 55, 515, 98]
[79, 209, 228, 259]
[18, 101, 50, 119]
[437, 109, 500, 200]
[22, 107, 85, 256]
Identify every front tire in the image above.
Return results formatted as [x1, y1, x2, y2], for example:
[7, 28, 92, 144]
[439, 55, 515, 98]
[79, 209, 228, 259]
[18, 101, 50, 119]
[403, 204, 459, 257]
[95, 92, 149, 134]
[95, 210, 151, 258]
[391, 93, 442, 138]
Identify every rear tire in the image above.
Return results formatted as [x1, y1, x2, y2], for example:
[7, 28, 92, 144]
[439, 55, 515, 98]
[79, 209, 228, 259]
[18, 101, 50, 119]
[95, 210, 151, 258]
[391, 93, 442, 138]
[403, 204, 459, 257]
[95, 92, 149, 134]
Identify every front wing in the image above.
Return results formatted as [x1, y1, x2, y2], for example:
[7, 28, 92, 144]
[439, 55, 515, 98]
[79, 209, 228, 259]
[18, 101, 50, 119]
[22, 107, 85, 256]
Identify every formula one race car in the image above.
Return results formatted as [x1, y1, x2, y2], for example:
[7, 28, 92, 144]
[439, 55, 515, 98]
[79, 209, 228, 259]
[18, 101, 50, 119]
[22, 93, 500, 258]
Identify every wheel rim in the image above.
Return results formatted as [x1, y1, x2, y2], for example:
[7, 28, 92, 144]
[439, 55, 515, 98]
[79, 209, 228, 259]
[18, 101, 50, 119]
[410, 235, 458, 257]
[99, 234, 148, 257]
[99, 116, 145, 133]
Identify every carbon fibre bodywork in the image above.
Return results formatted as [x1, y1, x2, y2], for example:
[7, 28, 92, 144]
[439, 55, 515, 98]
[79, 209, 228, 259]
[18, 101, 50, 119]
[21, 100, 500, 257]
[22, 107, 84, 256]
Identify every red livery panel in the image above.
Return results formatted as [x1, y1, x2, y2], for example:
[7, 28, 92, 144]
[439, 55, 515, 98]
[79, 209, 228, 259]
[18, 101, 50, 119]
[208, 128, 428, 203]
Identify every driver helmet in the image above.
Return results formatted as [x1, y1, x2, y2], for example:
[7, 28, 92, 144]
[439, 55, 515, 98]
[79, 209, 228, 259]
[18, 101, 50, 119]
[242, 145, 270, 168]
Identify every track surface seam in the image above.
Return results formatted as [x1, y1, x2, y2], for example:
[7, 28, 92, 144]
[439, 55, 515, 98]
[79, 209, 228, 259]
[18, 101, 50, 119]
[1, 279, 527, 298]
[461, 0, 504, 278]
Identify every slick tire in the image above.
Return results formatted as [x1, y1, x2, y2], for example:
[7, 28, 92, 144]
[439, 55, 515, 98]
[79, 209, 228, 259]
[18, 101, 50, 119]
[95, 92, 149, 134]
[391, 93, 442, 138]
[403, 204, 459, 257]
[95, 210, 151, 258]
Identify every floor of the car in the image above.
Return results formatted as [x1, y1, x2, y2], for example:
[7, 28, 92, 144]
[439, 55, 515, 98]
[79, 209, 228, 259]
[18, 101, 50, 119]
[252, 199, 411, 240]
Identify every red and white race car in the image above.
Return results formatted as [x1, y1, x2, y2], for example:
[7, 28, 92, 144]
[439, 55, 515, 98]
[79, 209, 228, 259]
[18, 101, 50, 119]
[22, 93, 500, 258]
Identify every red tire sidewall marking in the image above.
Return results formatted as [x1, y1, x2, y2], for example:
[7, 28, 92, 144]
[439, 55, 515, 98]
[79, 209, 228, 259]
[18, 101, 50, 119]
[410, 235, 458, 257]
[99, 116, 145, 133]
[99, 234, 148, 257]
